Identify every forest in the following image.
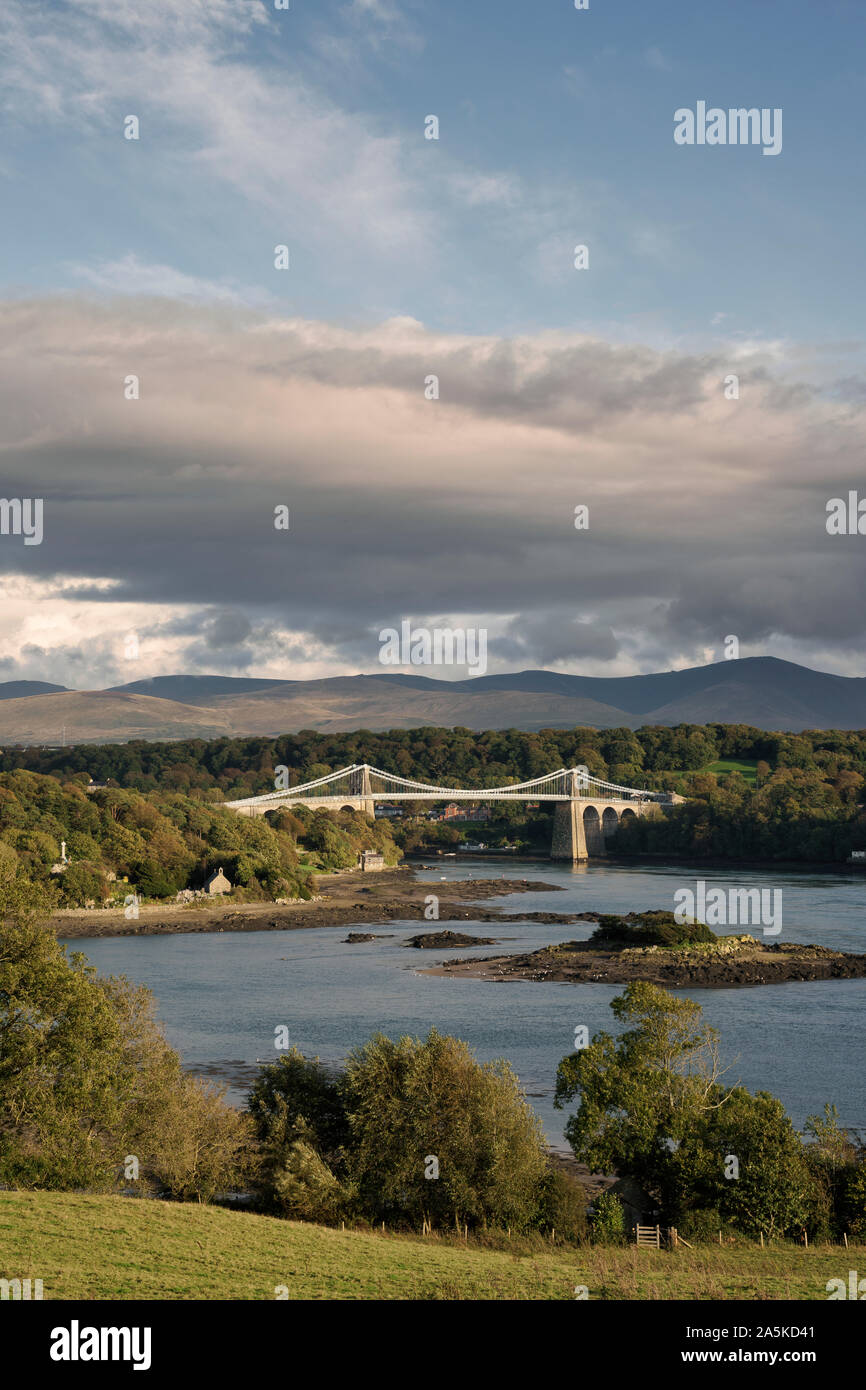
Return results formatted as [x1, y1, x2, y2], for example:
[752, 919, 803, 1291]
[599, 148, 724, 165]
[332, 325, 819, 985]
[0, 771, 400, 907]
[0, 721, 864, 875]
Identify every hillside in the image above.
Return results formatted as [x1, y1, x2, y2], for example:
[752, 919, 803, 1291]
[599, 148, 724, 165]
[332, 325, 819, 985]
[0, 681, 69, 701]
[0, 690, 236, 744]
[1, 658, 865, 745]
[0, 769, 400, 905]
[0, 1191, 855, 1300]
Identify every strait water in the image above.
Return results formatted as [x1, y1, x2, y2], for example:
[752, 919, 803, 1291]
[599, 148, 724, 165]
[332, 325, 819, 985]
[60, 858, 866, 1149]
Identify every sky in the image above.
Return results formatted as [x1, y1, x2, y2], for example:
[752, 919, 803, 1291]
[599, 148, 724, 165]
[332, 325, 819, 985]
[0, 0, 864, 690]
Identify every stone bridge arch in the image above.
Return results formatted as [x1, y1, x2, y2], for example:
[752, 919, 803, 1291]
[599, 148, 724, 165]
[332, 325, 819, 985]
[582, 804, 605, 855]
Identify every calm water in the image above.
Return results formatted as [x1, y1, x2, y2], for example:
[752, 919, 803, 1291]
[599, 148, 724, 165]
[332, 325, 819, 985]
[60, 858, 866, 1150]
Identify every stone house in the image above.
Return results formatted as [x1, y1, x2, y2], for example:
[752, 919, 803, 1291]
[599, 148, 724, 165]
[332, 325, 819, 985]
[357, 850, 385, 872]
[203, 866, 232, 895]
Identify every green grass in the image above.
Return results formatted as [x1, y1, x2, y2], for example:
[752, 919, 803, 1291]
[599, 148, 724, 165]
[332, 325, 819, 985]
[700, 759, 759, 784]
[0, 1192, 858, 1300]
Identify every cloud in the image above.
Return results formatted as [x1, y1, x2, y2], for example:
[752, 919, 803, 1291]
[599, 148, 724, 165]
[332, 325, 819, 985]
[0, 0, 430, 269]
[71, 255, 272, 306]
[0, 295, 864, 684]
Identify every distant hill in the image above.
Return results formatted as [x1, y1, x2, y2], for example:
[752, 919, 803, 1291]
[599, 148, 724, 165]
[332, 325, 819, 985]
[0, 681, 69, 701]
[0, 658, 864, 745]
[108, 675, 292, 704]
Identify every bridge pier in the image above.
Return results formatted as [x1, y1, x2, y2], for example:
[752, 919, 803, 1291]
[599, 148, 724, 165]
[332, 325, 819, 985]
[550, 799, 589, 862]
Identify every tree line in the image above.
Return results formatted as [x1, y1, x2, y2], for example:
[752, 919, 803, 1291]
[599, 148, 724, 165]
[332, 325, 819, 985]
[4, 724, 866, 796]
[1, 721, 865, 864]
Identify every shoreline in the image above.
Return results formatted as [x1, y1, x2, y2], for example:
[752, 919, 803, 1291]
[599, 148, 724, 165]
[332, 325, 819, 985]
[407, 850, 866, 874]
[50, 868, 567, 940]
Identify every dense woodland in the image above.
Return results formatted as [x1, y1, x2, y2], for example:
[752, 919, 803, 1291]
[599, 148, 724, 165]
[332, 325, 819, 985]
[0, 772, 400, 906]
[1, 723, 864, 869]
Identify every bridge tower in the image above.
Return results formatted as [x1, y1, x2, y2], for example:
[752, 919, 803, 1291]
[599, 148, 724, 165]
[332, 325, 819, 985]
[550, 768, 589, 862]
[359, 764, 375, 819]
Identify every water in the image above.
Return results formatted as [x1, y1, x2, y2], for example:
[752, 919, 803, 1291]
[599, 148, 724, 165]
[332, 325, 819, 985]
[60, 858, 866, 1150]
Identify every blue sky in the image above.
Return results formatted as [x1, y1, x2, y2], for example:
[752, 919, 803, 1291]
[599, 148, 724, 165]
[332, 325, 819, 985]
[2, 0, 864, 345]
[0, 0, 864, 690]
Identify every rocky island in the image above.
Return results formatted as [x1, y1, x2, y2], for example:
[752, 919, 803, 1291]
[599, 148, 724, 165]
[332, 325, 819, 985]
[403, 929, 500, 949]
[424, 911, 866, 990]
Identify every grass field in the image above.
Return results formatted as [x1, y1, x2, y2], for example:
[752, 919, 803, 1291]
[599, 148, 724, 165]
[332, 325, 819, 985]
[700, 759, 759, 784]
[0, 1192, 858, 1301]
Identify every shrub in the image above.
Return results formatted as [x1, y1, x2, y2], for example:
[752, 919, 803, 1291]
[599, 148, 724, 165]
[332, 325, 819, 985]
[342, 1029, 547, 1233]
[590, 912, 717, 948]
[272, 1141, 349, 1223]
[591, 1191, 626, 1244]
[251, 1030, 552, 1235]
[533, 1167, 588, 1242]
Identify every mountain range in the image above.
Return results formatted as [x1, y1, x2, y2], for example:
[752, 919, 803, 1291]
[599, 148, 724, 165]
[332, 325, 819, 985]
[0, 658, 863, 746]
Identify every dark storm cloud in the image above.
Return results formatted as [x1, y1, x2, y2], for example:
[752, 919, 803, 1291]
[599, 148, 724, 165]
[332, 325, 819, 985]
[1, 297, 864, 679]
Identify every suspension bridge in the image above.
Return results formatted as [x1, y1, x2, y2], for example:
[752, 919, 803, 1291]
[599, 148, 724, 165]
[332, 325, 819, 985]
[224, 764, 683, 861]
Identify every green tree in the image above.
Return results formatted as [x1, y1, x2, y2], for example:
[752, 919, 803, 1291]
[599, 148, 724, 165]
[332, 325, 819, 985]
[591, 1190, 626, 1244]
[675, 1088, 817, 1239]
[556, 982, 827, 1237]
[0, 861, 248, 1197]
[342, 1029, 547, 1232]
[555, 983, 730, 1218]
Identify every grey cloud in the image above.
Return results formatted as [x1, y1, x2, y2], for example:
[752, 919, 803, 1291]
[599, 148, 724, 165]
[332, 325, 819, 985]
[0, 298, 864, 683]
[203, 611, 253, 649]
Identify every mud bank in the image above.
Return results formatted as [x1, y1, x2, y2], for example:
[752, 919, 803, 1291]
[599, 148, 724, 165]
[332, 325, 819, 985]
[50, 869, 564, 939]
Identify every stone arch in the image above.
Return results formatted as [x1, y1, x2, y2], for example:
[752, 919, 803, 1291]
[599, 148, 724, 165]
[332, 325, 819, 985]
[601, 806, 620, 839]
[583, 804, 605, 855]
[620, 807, 637, 827]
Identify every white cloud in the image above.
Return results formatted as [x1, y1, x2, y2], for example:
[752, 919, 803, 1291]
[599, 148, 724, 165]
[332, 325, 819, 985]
[70, 255, 272, 306]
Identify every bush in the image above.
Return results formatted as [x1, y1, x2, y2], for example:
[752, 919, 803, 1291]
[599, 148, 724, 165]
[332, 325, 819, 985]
[59, 861, 108, 907]
[677, 1207, 726, 1243]
[590, 912, 717, 948]
[591, 1191, 626, 1244]
[342, 1029, 547, 1233]
[251, 1030, 552, 1235]
[272, 1141, 349, 1224]
[248, 1049, 349, 1179]
[533, 1167, 588, 1242]
[840, 1163, 866, 1242]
